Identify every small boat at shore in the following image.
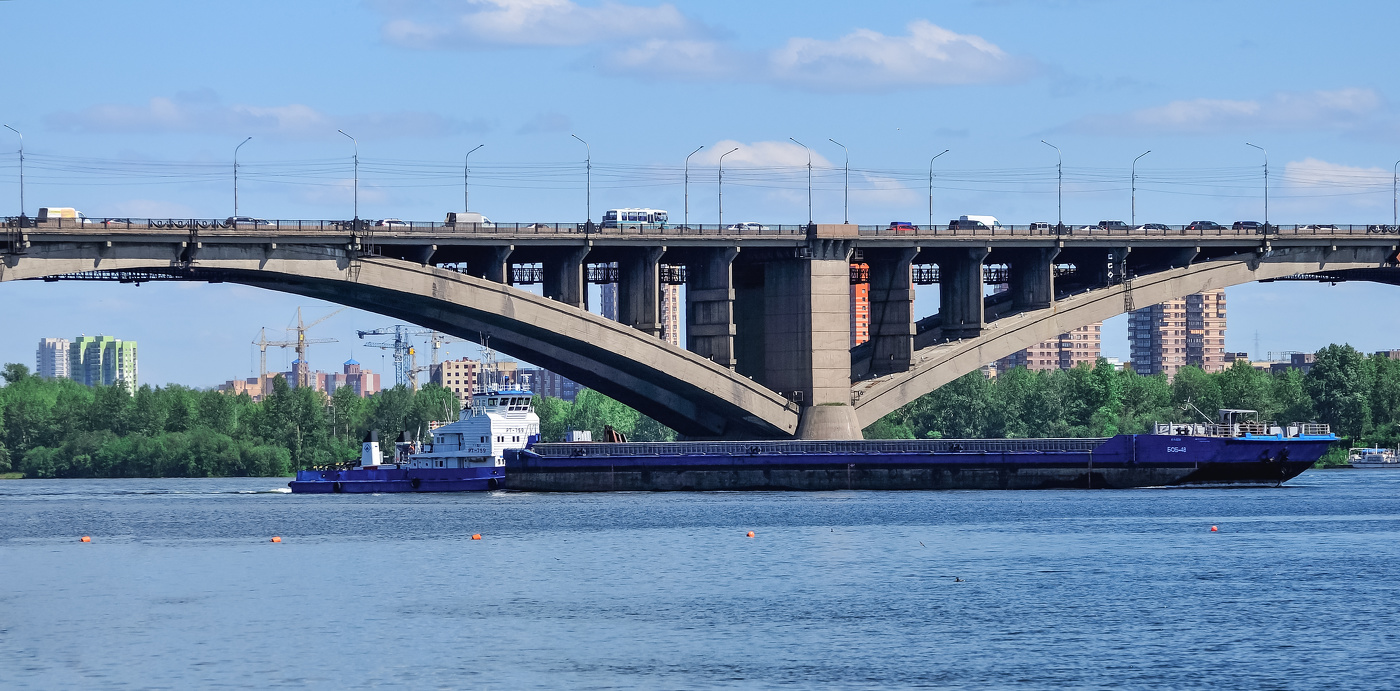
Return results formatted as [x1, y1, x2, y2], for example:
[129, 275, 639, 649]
[1348, 447, 1400, 469]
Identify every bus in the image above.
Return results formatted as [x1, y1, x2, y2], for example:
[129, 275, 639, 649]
[602, 208, 668, 230]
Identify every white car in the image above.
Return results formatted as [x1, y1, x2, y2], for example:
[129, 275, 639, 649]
[726, 222, 770, 231]
[376, 218, 409, 227]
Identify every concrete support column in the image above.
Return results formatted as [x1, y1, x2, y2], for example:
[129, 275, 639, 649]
[936, 246, 990, 340]
[1082, 247, 1131, 287]
[618, 246, 666, 337]
[866, 247, 918, 375]
[471, 245, 512, 284]
[543, 245, 591, 308]
[1007, 246, 1060, 311]
[686, 247, 739, 367]
[764, 239, 853, 408]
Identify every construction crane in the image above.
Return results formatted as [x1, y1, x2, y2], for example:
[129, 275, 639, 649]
[358, 325, 433, 389]
[252, 307, 343, 388]
[406, 332, 463, 383]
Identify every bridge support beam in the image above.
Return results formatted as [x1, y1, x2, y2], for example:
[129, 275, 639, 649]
[543, 245, 591, 308]
[1007, 247, 1060, 311]
[686, 247, 738, 368]
[618, 246, 665, 337]
[866, 247, 918, 375]
[468, 245, 513, 284]
[935, 246, 989, 340]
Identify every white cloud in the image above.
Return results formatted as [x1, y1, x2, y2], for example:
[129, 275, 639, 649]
[694, 139, 834, 168]
[1067, 88, 1383, 135]
[600, 39, 751, 81]
[46, 92, 484, 138]
[767, 20, 1027, 90]
[383, 0, 698, 48]
[517, 111, 572, 134]
[1282, 159, 1391, 208]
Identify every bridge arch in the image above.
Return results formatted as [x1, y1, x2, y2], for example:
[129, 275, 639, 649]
[0, 244, 800, 439]
[850, 245, 1397, 428]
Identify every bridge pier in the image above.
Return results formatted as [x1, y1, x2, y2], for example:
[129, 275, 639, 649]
[1006, 247, 1060, 310]
[685, 247, 738, 368]
[465, 245, 512, 284]
[543, 246, 591, 308]
[617, 246, 665, 337]
[865, 247, 918, 375]
[934, 246, 989, 340]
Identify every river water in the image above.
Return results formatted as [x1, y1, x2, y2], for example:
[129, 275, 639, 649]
[2, 470, 1398, 689]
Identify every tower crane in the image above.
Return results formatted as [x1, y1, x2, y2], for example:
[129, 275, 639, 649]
[252, 306, 343, 388]
[357, 325, 433, 389]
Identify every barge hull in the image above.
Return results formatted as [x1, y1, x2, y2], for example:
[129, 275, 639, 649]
[505, 435, 1331, 492]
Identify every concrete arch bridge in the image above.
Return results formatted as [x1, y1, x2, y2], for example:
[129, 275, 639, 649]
[3, 222, 1395, 439]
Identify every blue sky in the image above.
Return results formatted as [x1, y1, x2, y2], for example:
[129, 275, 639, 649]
[3, 0, 1399, 387]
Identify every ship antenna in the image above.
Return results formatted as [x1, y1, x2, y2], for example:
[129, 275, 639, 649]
[1183, 398, 1213, 424]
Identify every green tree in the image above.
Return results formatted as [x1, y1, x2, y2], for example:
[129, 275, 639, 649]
[1171, 366, 1222, 422]
[1306, 344, 1373, 439]
[1217, 360, 1273, 416]
[533, 395, 569, 442]
[2, 363, 29, 385]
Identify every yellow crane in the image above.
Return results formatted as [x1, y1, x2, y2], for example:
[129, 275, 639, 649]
[252, 307, 344, 388]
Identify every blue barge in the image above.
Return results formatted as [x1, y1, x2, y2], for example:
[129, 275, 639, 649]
[505, 414, 1337, 491]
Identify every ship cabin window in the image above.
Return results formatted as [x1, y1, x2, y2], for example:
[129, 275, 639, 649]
[480, 436, 486, 443]
[438, 460, 444, 467]
[513, 435, 520, 442]
[497, 435, 504, 442]
[488, 398, 498, 406]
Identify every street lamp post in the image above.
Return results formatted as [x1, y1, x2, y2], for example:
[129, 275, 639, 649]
[684, 145, 703, 229]
[4, 125, 23, 219]
[828, 138, 848, 224]
[337, 129, 358, 223]
[789, 137, 812, 225]
[571, 134, 590, 223]
[1041, 140, 1062, 233]
[233, 136, 252, 221]
[718, 147, 739, 227]
[1246, 142, 1268, 232]
[1393, 160, 1398, 229]
[465, 144, 484, 213]
[1131, 150, 1151, 228]
[928, 149, 949, 230]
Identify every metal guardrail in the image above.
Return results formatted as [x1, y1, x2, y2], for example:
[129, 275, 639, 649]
[8, 217, 1400, 239]
[529, 437, 1109, 457]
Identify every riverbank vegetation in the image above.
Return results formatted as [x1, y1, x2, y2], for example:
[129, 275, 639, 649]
[1, 343, 1396, 477]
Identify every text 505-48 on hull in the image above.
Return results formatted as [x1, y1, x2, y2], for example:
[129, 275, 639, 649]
[288, 389, 539, 493]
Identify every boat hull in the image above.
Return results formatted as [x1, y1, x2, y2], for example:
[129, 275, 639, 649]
[288, 467, 504, 493]
[505, 434, 1334, 492]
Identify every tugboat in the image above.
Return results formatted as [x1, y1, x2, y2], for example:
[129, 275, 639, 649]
[288, 388, 539, 493]
[1348, 446, 1399, 468]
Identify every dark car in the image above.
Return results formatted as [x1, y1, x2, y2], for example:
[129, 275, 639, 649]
[1098, 220, 1132, 231]
[226, 216, 270, 227]
[1232, 220, 1262, 231]
[948, 219, 989, 231]
[1186, 220, 1223, 230]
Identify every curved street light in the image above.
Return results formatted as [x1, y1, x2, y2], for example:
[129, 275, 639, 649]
[718, 147, 739, 228]
[337, 129, 358, 222]
[1132, 150, 1151, 227]
[684, 145, 704, 229]
[828, 138, 849, 224]
[1246, 142, 1268, 232]
[789, 137, 812, 225]
[571, 134, 590, 223]
[465, 144, 484, 213]
[1393, 159, 1398, 229]
[928, 149, 949, 231]
[1041, 140, 1062, 233]
[234, 136, 252, 220]
[4, 124, 23, 219]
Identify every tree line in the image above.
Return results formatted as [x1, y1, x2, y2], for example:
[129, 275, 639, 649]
[2, 343, 1395, 477]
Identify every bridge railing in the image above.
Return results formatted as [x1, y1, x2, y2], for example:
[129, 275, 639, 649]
[8, 217, 1400, 238]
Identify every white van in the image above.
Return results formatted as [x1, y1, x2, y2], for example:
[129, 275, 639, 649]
[959, 215, 1002, 229]
[445, 212, 492, 227]
[38, 207, 89, 224]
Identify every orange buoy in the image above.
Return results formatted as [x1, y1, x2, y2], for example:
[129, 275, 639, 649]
[270, 536, 282, 543]
[80, 536, 91, 543]
[1210, 526, 1219, 532]
[746, 531, 755, 538]
[471, 533, 482, 540]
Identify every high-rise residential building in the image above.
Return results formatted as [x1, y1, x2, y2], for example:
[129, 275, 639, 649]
[660, 283, 681, 347]
[520, 367, 582, 402]
[432, 357, 480, 406]
[1128, 289, 1227, 379]
[850, 268, 870, 347]
[600, 282, 619, 321]
[68, 335, 137, 392]
[35, 338, 70, 380]
[996, 323, 1102, 373]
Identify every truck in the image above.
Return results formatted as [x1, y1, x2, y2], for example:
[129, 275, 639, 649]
[445, 212, 493, 227]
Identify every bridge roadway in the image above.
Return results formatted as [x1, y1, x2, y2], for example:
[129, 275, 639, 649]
[3, 221, 1396, 439]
